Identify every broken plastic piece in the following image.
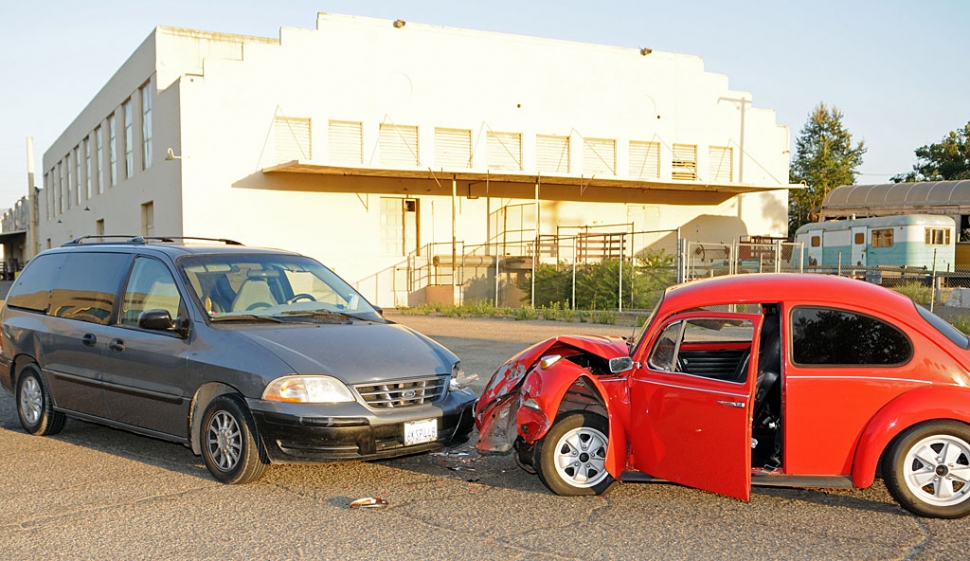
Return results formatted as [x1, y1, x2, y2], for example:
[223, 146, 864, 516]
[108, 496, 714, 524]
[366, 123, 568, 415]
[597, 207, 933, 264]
[349, 497, 389, 509]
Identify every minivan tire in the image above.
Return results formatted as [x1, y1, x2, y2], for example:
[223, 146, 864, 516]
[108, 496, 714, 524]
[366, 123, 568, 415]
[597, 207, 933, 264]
[200, 395, 269, 484]
[16, 364, 66, 436]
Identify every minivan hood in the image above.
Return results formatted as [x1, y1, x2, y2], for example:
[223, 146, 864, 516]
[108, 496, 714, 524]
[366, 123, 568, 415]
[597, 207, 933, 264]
[238, 322, 457, 383]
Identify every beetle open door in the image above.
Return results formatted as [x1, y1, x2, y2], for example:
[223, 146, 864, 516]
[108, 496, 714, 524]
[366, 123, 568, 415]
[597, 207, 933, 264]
[628, 311, 763, 501]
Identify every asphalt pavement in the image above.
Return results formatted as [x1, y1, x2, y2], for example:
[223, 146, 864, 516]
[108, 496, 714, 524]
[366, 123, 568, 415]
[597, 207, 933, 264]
[0, 312, 967, 560]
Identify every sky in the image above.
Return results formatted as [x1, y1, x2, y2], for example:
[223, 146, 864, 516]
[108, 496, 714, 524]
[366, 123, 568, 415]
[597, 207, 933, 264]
[1, 0, 968, 211]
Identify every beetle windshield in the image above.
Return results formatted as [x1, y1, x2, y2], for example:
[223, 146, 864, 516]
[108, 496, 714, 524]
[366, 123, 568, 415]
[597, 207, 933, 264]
[178, 253, 382, 322]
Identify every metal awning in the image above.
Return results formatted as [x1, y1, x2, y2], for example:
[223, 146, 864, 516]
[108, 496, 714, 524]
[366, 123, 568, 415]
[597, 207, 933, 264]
[260, 161, 799, 197]
[820, 181, 970, 218]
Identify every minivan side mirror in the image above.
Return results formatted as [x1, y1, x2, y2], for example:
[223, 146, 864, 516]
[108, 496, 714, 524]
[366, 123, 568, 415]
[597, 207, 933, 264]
[139, 309, 190, 338]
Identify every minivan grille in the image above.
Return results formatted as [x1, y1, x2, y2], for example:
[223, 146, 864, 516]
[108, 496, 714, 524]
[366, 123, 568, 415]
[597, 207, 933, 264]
[354, 376, 446, 408]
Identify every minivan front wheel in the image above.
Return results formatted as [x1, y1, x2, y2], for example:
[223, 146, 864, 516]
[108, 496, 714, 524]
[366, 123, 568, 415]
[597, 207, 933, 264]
[16, 364, 66, 436]
[200, 395, 268, 484]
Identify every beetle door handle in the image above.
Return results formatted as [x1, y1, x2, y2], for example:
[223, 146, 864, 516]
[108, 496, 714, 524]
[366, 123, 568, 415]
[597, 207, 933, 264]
[717, 400, 745, 409]
[108, 339, 126, 352]
[81, 333, 97, 347]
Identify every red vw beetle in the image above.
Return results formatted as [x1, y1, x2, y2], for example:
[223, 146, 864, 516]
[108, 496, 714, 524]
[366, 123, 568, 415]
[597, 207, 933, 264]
[474, 274, 970, 518]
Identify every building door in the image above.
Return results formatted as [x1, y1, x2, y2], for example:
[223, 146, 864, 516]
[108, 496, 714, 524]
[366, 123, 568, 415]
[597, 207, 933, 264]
[851, 226, 867, 267]
[380, 198, 420, 256]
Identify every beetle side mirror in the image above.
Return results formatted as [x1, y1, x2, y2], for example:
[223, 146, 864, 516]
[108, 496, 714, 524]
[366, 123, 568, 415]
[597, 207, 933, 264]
[609, 356, 635, 373]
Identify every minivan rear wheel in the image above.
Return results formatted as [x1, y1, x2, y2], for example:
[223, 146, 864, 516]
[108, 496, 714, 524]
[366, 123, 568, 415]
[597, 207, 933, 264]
[16, 364, 66, 436]
[200, 395, 268, 484]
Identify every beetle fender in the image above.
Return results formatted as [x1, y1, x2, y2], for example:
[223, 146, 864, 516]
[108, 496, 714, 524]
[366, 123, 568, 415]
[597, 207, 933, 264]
[852, 385, 970, 488]
[516, 359, 627, 478]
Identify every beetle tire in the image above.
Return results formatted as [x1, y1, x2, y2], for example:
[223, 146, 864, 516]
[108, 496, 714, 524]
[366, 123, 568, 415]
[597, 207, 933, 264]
[882, 420, 970, 519]
[200, 395, 269, 484]
[16, 364, 66, 436]
[535, 411, 614, 496]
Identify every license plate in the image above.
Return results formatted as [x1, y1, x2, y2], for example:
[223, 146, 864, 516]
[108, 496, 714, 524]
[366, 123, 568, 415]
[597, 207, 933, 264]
[404, 418, 437, 446]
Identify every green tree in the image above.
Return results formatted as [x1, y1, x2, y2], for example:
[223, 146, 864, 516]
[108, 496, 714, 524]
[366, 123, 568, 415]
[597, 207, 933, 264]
[789, 103, 866, 233]
[892, 121, 970, 182]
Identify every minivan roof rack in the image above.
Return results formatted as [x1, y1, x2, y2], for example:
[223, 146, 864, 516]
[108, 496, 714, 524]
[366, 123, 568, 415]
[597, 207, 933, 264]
[62, 235, 244, 246]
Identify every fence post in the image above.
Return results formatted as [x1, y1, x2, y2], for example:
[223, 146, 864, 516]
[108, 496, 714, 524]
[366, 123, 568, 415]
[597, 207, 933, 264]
[774, 241, 782, 273]
[618, 234, 624, 313]
[931, 248, 938, 313]
[572, 237, 577, 310]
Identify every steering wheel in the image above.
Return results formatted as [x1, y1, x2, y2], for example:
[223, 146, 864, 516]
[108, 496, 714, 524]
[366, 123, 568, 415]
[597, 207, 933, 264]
[246, 302, 272, 311]
[287, 293, 317, 304]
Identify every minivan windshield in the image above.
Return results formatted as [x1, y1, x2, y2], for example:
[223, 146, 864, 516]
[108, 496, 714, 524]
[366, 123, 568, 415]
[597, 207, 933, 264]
[179, 254, 382, 323]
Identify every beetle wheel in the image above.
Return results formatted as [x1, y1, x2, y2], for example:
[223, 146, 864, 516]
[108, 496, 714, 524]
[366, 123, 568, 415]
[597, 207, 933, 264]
[883, 420, 970, 518]
[535, 411, 614, 496]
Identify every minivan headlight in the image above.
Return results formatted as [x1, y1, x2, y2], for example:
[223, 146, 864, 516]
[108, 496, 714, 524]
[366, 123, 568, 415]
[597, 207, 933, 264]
[263, 375, 355, 403]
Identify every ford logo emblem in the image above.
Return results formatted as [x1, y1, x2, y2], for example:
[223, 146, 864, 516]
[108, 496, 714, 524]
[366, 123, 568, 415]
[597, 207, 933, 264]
[402, 390, 417, 398]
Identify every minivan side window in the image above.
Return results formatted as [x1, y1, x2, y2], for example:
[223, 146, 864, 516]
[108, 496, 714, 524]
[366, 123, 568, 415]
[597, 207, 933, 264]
[791, 307, 913, 366]
[49, 253, 130, 325]
[5, 253, 68, 312]
[121, 257, 182, 326]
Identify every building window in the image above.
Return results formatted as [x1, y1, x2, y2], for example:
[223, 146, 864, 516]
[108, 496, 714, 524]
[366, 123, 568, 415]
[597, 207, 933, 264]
[57, 161, 64, 214]
[672, 144, 698, 180]
[95, 126, 104, 194]
[871, 228, 894, 248]
[141, 201, 154, 237]
[108, 113, 118, 186]
[435, 128, 472, 169]
[84, 137, 92, 200]
[328, 120, 362, 165]
[274, 116, 311, 162]
[583, 138, 616, 176]
[708, 146, 733, 182]
[66, 155, 74, 209]
[379, 124, 420, 167]
[124, 100, 134, 179]
[854, 232, 865, 245]
[536, 134, 570, 174]
[630, 140, 660, 179]
[141, 81, 153, 170]
[74, 148, 82, 205]
[44, 172, 51, 220]
[810, 235, 820, 247]
[96, 219, 105, 236]
[926, 228, 951, 246]
[487, 131, 522, 171]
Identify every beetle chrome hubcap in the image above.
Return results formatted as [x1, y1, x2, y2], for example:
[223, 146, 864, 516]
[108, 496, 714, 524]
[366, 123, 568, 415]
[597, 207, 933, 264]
[904, 435, 970, 506]
[19, 377, 42, 425]
[553, 426, 609, 488]
[206, 411, 242, 471]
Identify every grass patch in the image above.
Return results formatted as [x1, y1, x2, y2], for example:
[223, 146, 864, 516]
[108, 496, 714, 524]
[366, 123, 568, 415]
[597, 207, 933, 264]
[398, 301, 631, 326]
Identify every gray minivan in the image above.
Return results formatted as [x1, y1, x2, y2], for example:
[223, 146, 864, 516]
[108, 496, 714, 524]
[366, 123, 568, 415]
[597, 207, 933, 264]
[0, 236, 476, 483]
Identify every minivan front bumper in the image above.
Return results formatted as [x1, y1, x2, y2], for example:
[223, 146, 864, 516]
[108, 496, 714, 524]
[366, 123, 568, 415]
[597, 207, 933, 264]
[247, 389, 477, 464]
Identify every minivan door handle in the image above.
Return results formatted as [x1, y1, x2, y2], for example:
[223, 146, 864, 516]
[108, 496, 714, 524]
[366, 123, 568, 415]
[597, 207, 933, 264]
[108, 338, 126, 352]
[81, 333, 97, 347]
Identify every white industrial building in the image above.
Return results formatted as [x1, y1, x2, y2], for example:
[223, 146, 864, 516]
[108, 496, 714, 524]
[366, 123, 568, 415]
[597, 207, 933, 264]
[20, 12, 797, 307]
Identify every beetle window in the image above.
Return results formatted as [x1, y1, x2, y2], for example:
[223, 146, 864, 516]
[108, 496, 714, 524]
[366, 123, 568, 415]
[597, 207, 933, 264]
[648, 317, 755, 382]
[792, 307, 912, 366]
[915, 303, 970, 349]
